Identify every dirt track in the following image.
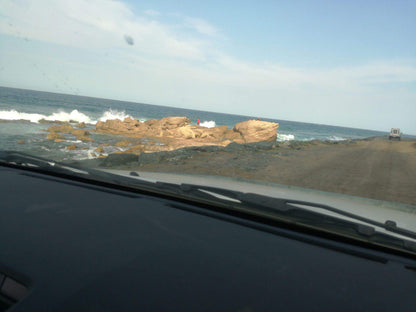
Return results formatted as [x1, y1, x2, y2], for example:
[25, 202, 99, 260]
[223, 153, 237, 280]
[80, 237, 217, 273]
[138, 137, 416, 205]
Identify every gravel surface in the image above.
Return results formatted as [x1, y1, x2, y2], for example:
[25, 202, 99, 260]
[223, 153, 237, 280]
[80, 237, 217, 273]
[130, 137, 416, 205]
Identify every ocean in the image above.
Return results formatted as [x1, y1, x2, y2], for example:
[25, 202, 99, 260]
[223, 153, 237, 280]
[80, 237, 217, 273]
[0, 86, 389, 161]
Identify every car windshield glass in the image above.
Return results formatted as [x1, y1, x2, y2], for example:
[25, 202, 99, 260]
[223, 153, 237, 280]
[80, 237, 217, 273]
[0, 1, 415, 231]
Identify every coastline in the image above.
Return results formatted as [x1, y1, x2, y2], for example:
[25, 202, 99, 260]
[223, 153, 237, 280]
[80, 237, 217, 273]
[70, 136, 416, 206]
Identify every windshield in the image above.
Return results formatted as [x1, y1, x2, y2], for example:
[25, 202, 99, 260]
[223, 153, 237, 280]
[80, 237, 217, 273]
[1, 1, 415, 230]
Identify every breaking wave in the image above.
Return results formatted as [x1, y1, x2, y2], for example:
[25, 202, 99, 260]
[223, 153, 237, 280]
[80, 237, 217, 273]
[0, 109, 133, 124]
[0, 109, 93, 124]
[276, 133, 295, 141]
[199, 120, 216, 128]
[98, 109, 131, 122]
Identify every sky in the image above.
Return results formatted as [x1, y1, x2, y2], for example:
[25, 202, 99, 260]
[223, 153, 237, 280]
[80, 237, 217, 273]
[0, 0, 415, 133]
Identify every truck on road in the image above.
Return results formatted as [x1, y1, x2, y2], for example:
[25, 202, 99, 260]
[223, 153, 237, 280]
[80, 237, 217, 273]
[389, 128, 401, 141]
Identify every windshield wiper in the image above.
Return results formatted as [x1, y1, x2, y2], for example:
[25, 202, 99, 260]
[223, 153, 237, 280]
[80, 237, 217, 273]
[1, 151, 416, 255]
[174, 184, 416, 239]
[0, 151, 160, 191]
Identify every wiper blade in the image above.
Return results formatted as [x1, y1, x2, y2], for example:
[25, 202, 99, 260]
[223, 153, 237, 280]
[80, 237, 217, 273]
[0, 151, 159, 190]
[2, 151, 415, 254]
[174, 184, 416, 243]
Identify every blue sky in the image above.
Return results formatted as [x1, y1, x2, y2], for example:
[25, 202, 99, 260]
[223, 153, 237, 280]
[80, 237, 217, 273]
[0, 0, 415, 133]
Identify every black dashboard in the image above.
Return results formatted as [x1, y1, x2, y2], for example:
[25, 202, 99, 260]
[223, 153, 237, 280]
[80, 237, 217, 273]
[1, 165, 415, 311]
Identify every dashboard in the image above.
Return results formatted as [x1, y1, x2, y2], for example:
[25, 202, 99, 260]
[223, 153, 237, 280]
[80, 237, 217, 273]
[1, 165, 415, 311]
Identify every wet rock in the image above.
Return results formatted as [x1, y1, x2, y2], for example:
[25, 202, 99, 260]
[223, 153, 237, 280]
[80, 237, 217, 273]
[66, 144, 77, 150]
[47, 124, 74, 133]
[77, 135, 94, 142]
[71, 129, 90, 136]
[115, 140, 132, 147]
[125, 145, 145, 154]
[94, 146, 104, 153]
[46, 132, 65, 141]
[39, 119, 66, 124]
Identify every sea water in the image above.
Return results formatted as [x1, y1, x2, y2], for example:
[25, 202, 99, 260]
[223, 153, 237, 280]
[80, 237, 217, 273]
[0, 86, 389, 161]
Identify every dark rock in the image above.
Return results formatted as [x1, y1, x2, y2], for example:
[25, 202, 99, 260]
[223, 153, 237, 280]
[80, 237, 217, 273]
[138, 151, 170, 166]
[244, 141, 276, 151]
[223, 142, 245, 152]
[100, 153, 139, 167]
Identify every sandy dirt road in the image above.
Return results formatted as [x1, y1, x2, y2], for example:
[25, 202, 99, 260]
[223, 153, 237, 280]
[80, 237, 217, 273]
[262, 139, 416, 205]
[137, 138, 416, 205]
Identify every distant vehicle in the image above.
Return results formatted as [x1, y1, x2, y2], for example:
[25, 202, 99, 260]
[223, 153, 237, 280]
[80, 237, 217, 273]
[389, 128, 401, 141]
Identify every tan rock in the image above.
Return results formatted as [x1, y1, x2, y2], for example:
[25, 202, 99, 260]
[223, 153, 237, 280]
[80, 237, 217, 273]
[94, 116, 277, 152]
[95, 117, 147, 135]
[94, 146, 104, 153]
[71, 129, 90, 136]
[46, 132, 65, 141]
[143, 119, 158, 126]
[77, 135, 94, 142]
[125, 145, 145, 154]
[158, 117, 191, 129]
[39, 119, 66, 124]
[66, 144, 77, 150]
[233, 120, 279, 143]
[176, 126, 196, 139]
[47, 124, 74, 133]
[223, 130, 243, 141]
[199, 125, 228, 140]
[115, 140, 132, 147]
[17, 140, 24, 144]
[76, 122, 86, 128]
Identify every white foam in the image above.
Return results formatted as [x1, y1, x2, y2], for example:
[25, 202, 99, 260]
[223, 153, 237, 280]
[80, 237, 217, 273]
[66, 140, 83, 143]
[46, 110, 92, 123]
[98, 109, 131, 122]
[276, 133, 295, 141]
[327, 136, 346, 141]
[0, 109, 46, 123]
[0, 109, 93, 123]
[199, 120, 216, 128]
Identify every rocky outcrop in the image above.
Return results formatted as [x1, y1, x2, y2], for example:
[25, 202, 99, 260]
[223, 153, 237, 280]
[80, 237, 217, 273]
[45, 123, 94, 142]
[46, 132, 65, 142]
[71, 129, 90, 136]
[47, 124, 74, 133]
[94, 116, 278, 153]
[44, 117, 279, 154]
[233, 120, 278, 143]
[77, 135, 94, 142]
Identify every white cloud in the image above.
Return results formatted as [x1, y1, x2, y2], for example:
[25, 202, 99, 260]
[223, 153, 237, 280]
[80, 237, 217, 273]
[184, 17, 219, 37]
[0, 0, 207, 60]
